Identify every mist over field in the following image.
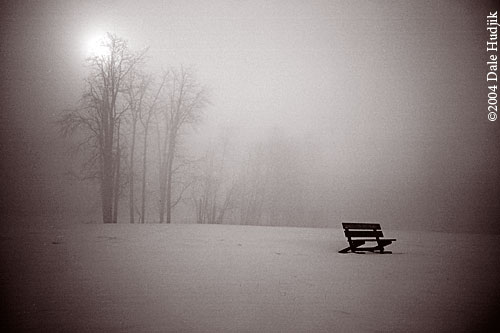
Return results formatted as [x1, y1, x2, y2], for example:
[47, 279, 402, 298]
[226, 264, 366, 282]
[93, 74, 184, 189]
[1, 0, 499, 232]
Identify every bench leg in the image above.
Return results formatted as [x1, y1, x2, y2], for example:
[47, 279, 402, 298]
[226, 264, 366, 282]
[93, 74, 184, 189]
[338, 247, 351, 253]
[338, 240, 365, 253]
[376, 240, 393, 254]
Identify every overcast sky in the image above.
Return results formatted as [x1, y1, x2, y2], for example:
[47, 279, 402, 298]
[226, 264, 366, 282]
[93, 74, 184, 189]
[1, 0, 498, 231]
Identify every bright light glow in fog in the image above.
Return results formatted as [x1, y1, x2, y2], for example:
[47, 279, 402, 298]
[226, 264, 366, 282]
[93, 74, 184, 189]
[84, 33, 109, 57]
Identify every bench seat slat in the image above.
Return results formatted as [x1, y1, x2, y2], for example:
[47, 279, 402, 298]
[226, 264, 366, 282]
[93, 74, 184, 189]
[357, 238, 396, 242]
[342, 222, 381, 230]
[345, 230, 384, 238]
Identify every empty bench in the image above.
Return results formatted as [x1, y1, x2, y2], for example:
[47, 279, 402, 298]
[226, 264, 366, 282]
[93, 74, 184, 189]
[339, 222, 396, 254]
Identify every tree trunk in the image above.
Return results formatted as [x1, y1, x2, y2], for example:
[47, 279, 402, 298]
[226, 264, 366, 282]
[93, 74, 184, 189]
[112, 123, 121, 224]
[129, 119, 137, 223]
[159, 168, 166, 223]
[165, 157, 173, 224]
[165, 135, 176, 224]
[102, 110, 114, 224]
[101, 171, 113, 224]
[112, 149, 120, 224]
[140, 125, 149, 224]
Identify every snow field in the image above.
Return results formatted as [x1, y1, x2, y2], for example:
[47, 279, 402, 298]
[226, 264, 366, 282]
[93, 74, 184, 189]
[1, 222, 499, 332]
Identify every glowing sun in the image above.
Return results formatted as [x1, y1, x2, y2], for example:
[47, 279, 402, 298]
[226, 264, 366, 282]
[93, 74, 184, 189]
[84, 33, 109, 57]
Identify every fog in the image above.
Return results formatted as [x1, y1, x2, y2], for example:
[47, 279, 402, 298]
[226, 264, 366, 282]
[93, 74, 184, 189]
[1, 0, 499, 232]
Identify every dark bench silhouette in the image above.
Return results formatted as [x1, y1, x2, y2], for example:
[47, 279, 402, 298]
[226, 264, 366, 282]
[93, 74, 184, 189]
[339, 222, 396, 254]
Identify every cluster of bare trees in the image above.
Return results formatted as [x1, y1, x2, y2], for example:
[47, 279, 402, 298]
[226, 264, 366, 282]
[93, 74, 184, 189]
[190, 131, 309, 227]
[60, 33, 316, 226]
[60, 33, 208, 224]
[191, 137, 237, 224]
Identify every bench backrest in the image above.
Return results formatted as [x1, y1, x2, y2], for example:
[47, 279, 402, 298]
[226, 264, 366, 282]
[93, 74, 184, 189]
[342, 222, 384, 239]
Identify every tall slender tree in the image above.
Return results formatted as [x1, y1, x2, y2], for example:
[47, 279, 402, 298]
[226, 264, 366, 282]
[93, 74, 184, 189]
[193, 138, 236, 224]
[59, 33, 146, 223]
[124, 72, 149, 223]
[156, 67, 209, 223]
[137, 74, 166, 223]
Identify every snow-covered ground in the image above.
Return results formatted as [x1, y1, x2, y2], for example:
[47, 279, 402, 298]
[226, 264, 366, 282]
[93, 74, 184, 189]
[1, 222, 499, 332]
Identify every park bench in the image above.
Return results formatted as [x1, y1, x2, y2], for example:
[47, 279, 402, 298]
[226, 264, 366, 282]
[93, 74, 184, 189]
[338, 222, 396, 254]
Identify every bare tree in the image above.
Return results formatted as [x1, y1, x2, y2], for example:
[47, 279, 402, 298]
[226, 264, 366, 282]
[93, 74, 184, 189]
[193, 138, 237, 224]
[156, 67, 209, 224]
[59, 33, 146, 224]
[137, 74, 166, 223]
[236, 144, 268, 225]
[124, 72, 149, 223]
[232, 132, 306, 226]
